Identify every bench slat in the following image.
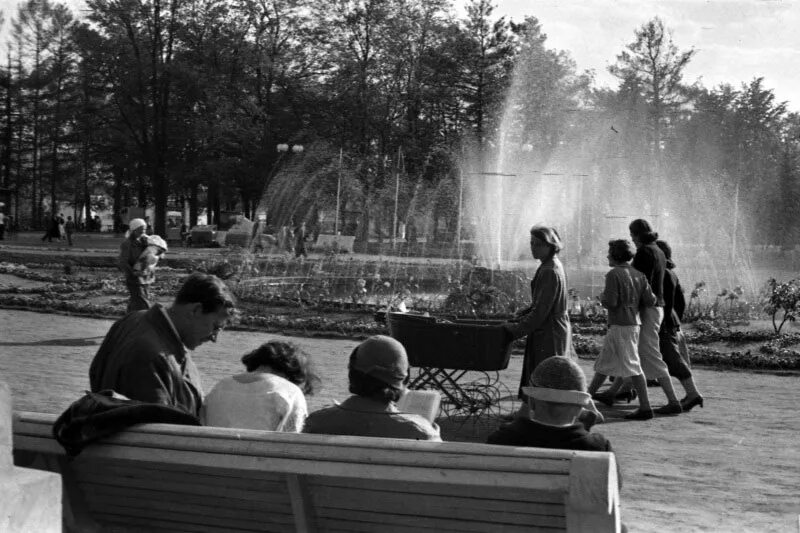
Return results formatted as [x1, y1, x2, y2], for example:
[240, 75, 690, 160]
[314, 508, 546, 533]
[309, 484, 564, 523]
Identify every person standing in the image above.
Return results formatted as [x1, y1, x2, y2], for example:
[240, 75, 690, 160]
[501, 225, 573, 418]
[295, 221, 308, 258]
[65, 216, 76, 246]
[0, 211, 5, 240]
[57, 214, 66, 241]
[119, 218, 152, 312]
[89, 272, 237, 416]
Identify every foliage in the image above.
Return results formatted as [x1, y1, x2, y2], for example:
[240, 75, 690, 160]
[761, 278, 800, 334]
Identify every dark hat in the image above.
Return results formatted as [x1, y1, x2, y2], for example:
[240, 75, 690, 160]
[351, 335, 409, 388]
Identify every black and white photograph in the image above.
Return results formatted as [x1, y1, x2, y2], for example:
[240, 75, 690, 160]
[1, 0, 798, 531]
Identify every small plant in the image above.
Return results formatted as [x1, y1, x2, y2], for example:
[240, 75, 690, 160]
[761, 278, 800, 334]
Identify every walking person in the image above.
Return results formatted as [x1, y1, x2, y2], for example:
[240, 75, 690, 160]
[119, 218, 152, 312]
[588, 240, 658, 420]
[501, 225, 574, 419]
[65, 216, 76, 246]
[41, 214, 57, 242]
[295, 221, 308, 259]
[57, 214, 66, 241]
[655, 240, 704, 411]
[603, 219, 682, 416]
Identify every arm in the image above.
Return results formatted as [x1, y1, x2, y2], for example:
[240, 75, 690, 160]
[599, 271, 618, 310]
[674, 279, 686, 321]
[507, 267, 560, 339]
[281, 393, 308, 433]
[640, 276, 657, 308]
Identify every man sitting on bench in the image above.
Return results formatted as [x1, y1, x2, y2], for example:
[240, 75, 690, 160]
[304, 335, 441, 441]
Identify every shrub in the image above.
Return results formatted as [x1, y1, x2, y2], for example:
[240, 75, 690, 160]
[761, 278, 800, 334]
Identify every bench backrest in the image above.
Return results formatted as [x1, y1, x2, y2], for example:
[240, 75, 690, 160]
[13, 412, 620, 533]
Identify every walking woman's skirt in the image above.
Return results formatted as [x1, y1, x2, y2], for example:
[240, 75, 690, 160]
[594, 325, 643, 377]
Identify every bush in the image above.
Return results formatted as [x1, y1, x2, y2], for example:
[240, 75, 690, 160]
[761, 278, 800, 334]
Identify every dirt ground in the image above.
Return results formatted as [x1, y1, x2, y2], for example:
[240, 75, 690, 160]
[1, 309, 798, 532]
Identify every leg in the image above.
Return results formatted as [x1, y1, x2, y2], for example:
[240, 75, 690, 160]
[126, 282, 151, 312]
[624, 373, 654, 420]
[587, 372, 608, 395]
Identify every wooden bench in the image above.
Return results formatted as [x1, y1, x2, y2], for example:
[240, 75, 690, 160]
[13, 412, 620, 533]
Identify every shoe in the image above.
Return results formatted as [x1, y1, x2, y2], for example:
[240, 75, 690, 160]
[681, 396, 704, 412]
[615, 389, 637, 404]
[624, 409, 654, 420]
[592, 392, 615, 407]
[653, 402, 682, 415]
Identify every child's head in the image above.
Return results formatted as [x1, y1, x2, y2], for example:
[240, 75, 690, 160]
[607, 239, 635, 265]
[523, 356, 590, 424]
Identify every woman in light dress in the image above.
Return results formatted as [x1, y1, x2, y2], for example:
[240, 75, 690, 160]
[202, 341, 320, 432]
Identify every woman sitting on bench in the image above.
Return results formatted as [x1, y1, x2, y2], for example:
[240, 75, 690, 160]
[202, 341, 320, 432]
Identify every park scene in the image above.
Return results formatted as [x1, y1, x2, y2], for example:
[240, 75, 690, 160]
[1, 0, 800, 532]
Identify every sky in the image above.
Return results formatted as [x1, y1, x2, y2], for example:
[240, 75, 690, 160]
[486, 0, 800, 110]
[2, 0, 800, 109]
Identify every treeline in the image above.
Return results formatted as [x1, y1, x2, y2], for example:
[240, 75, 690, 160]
[0, 0, 798, 246]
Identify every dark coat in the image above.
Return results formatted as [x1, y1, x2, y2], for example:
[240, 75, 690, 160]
[632, 242, 667, 306]
[507, 256, 573, 397]
[89, 304, 203, 416]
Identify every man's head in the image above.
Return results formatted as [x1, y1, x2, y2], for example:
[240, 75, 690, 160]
[169, 273, 237, 350]
[522, 356, 590, 424]
[348, 335, 409, 403]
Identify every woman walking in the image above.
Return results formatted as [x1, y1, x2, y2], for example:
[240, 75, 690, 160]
[502, 225, 574, 417]
[605, 219, 682, 416]
[588, 240, 657, 420]
[656, 240, 704, 411]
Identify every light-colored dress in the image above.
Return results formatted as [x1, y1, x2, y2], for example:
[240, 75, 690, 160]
[202, 372, 308, 432]
[594, 265, 655, 377]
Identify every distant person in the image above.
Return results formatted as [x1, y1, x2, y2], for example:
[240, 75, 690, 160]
[65, 216, 76, 246]
[57, 214, 66, 241]
[94, 215, 102, 232]
[144, 215, 153, 235]
[304, 335, 441, 441]
[295, 221, 308, 258]
[41, 214, 58, 242]
[655, 240, 704, 412]
[587, 240, 657, 420]
[202, 341, 320, 432]
[118, 218, 152, 312]
[5, 215, 14, 240]
[501, 225, 573, 419]
[89, 272, 236, 416]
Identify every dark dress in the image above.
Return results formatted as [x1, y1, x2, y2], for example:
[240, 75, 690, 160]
[507, 256, 573, 399]
[659, 266, 692, 380]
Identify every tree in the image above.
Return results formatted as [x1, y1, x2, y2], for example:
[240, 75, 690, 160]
[609, 17, 695, 164]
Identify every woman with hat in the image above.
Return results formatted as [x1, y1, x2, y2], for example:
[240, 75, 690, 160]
[202, 341, 320, 432]
[304, 335, 441, 441]
[502, 225, 574, 418]
[118, 218, 151, 312]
